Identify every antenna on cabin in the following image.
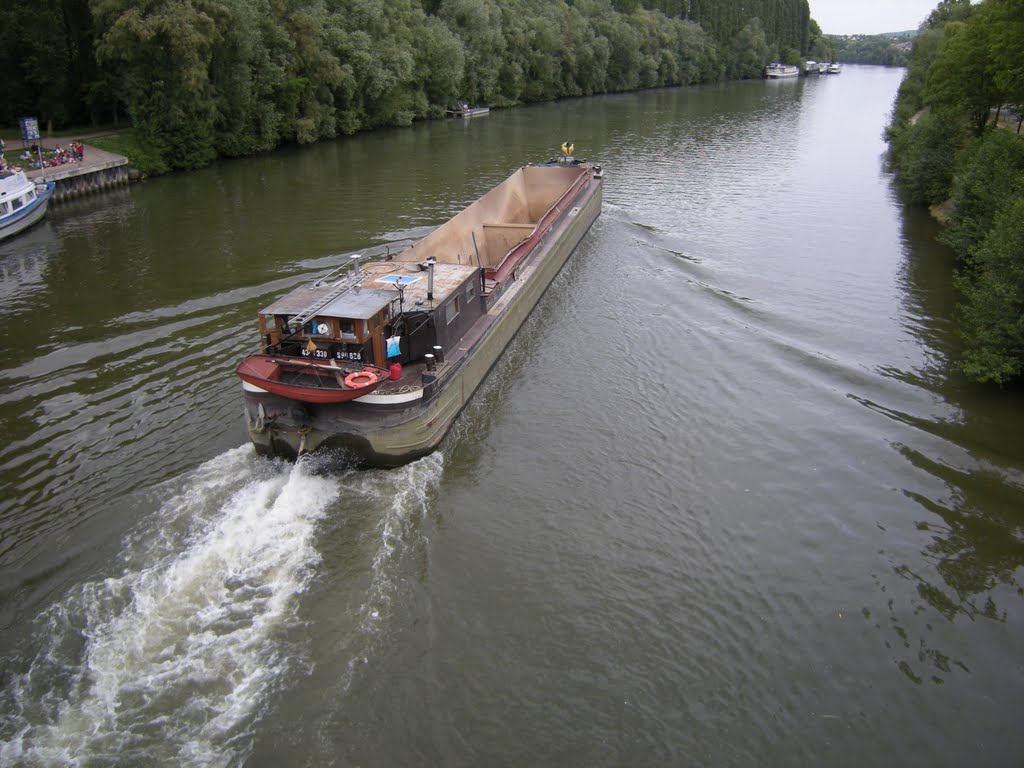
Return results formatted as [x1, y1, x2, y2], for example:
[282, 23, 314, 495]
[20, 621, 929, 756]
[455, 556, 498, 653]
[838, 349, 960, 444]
[426, 256, 436, 302]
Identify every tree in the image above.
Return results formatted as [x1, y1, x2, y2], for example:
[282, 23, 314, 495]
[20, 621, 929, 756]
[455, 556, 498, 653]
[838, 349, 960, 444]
[987, 0, 1024, 131]
[956, 198, 1024, 383]
[923, 0, 976, 30]
[892, 107, 964, 205]
[924, 14, 1001, 135]
[437, 0, 504, 105]
[92, 0, 231, 168]
[730, 18, 770, 80]
[946, 128, 1024, 256]
[0, 0, 96, 128]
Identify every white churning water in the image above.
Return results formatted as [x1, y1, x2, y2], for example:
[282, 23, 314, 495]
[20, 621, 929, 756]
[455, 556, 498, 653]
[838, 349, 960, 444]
[0, 446, 339, 766]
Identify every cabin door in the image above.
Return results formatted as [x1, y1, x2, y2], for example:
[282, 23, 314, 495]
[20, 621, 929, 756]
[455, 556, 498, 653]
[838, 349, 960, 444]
[371, 326, 385, 368]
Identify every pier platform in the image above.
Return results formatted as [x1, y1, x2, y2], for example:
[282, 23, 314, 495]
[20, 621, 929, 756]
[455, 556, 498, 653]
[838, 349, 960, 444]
[20, 138, 130, 202]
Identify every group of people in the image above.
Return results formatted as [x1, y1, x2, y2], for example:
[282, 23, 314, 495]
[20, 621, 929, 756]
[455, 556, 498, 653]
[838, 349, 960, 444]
[0, 137, 89, 173]
[41, 142, 85, 166]
[4, 141, 87, 170]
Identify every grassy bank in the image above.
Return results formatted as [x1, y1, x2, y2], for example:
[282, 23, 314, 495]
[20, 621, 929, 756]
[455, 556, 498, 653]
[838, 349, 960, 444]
[85, 131, 166, 176]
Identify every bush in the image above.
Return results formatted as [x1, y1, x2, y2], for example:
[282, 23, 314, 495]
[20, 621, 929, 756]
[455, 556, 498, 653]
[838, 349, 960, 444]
[945, 128, 1024, 256]
[891, 108, 963, 205]
[87, 130, 168, 176]
[956, 197, 1024, 384]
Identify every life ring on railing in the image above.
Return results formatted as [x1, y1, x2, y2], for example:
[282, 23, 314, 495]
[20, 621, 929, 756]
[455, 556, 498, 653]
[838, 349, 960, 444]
[344, 370, 379, 388]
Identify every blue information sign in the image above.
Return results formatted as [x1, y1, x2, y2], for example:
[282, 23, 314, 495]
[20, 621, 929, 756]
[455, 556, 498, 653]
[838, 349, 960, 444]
[19, 117, 40, 141]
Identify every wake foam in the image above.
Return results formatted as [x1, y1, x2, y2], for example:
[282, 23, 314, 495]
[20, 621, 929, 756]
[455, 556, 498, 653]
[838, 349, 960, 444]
[0, 446, 339, 767]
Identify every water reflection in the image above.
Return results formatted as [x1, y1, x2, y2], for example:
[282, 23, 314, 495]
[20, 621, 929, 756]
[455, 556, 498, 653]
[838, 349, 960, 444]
[898, 443, 1023, 619]
[883, 175, 1024, 615]
[0, 224, 58, 311]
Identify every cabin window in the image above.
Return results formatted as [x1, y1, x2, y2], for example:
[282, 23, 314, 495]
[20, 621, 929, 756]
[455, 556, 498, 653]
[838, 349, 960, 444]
[0, 202, 8, 214]
[340, 319, 355, 336]
[11, 197, 23, 211]
[370, 313, 379, 330]
[465, 283, 476, 302]
[446, 296, 460, 325]
[309, 318, 332, 336]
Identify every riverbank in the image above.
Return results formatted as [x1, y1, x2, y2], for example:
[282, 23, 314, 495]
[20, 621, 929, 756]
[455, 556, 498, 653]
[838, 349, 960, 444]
[14, 137, 130, 202]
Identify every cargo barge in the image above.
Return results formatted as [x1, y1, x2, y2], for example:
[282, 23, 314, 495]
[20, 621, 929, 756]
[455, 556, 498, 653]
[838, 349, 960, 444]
[237, 152, 603, 467]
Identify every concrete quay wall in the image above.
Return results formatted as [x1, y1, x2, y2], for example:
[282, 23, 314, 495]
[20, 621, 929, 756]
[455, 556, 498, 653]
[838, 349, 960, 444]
[23, 143, 132, 203]
[38, 160, 130, 202]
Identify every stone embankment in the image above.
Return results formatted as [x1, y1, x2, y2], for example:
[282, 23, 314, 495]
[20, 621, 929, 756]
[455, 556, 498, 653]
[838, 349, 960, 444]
[21, 138, 130, 203]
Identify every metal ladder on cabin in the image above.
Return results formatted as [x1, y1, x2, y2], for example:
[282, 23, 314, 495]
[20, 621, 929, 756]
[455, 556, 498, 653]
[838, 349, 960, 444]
[288, 257, 365, 329]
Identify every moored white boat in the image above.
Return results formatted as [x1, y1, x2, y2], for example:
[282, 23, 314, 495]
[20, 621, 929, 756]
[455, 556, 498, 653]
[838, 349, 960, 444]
[447, 100, 490, 118]
[0, 170, 55, 242]
[765, 63, 800, 78]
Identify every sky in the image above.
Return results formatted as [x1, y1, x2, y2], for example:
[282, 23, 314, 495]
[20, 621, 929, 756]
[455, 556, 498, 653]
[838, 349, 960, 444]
[808, 0, 939, 35]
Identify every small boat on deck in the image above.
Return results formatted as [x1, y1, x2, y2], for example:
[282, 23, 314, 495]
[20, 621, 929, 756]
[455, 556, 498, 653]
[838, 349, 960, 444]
[235, 355, 391, 404]
[237, 149, 603, 466]
[0, 170, 55, 242]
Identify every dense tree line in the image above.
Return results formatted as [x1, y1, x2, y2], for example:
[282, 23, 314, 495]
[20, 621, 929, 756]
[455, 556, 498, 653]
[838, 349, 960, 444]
[887, 0, 1024, 385]
[828, 34, 911, 67]
[2, 0, 814, 169]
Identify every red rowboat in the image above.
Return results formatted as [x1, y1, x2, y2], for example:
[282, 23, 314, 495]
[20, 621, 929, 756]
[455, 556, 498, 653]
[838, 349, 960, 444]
[236, 355, 390, 404]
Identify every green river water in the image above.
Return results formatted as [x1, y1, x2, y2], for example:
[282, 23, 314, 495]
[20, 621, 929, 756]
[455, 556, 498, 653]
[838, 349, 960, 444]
[0, 66, 1021, 767]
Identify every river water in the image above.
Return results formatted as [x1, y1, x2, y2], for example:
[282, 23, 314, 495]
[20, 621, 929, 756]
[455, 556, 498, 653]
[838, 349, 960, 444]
[0, 66, 1021, 766]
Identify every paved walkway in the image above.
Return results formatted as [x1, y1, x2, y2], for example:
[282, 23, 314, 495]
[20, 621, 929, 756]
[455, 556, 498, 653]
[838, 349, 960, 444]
[14, 138, 128, 182]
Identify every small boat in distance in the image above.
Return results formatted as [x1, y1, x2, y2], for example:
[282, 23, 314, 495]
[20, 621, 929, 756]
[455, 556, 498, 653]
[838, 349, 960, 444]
[803, 60, 819, 75]
[237, 149, 603, 465]
[236, 355, 391, 404]
[0, 169, 55, 242]
[826, 63, 842, 74]
[765, 63, 800, 78]
[447, 100, 490, 118]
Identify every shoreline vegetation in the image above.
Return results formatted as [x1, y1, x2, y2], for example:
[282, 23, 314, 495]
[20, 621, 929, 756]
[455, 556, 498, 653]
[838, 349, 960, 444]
[10, 0, 1014, 386]
[2, 0, 836, 176]
[886, 0, 1024, 386]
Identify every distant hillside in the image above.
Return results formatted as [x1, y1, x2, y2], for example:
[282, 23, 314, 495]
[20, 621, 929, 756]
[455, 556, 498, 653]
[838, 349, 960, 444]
[827, 33, 912, 66]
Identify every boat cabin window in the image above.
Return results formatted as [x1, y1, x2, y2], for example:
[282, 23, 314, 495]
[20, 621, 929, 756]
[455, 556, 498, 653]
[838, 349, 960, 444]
[0, 202, 8, 214]
[340, 319, 355, 336]
[465, 283, 476, 302]
[11, 197, 23, 211]
[309, 319, 333, 336]
[446, 296, 461, 325]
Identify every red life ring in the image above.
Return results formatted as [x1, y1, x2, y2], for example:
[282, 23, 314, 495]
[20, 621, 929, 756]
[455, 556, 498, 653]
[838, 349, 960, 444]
[344, 370, 378, 388]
